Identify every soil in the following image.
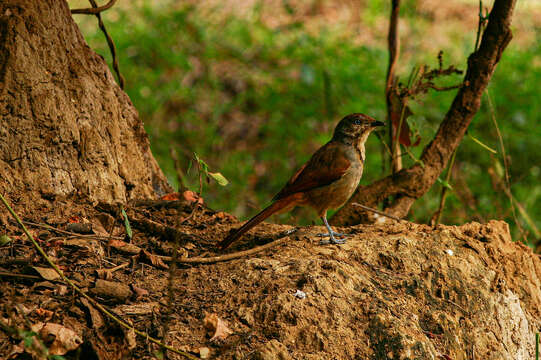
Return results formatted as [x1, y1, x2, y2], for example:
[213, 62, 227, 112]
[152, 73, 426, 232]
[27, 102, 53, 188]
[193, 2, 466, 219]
[1, 198, 539, 359]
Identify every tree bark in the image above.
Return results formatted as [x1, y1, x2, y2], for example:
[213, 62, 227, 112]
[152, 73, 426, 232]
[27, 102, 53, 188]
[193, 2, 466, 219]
[332, 0, 516, 226]
[0, 0, 172, 209]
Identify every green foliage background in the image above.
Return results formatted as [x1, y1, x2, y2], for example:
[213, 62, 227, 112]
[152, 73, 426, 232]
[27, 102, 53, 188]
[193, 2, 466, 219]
[73, 0, 541, 247]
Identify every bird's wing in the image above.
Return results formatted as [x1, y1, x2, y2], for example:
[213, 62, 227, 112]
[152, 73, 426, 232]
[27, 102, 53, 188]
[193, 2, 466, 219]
[272, 141, 351, 201]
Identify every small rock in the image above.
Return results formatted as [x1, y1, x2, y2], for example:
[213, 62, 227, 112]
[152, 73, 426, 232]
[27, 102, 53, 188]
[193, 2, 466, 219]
[293, 290, 306, 299]
[199, 347, 210, 359]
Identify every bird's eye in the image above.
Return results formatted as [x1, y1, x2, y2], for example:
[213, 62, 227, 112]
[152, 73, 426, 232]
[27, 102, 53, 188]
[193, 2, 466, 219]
[354, 119, 361, 125]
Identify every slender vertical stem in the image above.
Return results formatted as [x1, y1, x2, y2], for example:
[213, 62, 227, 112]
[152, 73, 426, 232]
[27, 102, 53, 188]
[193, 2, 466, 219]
[486, 90, 527, 241]
[385, 0, 402, 174]
[432, 149, 457, 227]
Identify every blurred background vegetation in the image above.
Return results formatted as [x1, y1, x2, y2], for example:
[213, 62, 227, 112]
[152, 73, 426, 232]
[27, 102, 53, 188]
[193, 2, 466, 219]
[72, 0, 540, 248]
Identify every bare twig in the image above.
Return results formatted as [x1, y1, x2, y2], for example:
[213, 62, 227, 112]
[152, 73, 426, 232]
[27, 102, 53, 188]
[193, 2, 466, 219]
[475, 0, 489, 51]
[71, 0, 117, 14]
[351, 203, 404, 222]
[0, 271, 41, 280]
[333, 0, 517, 225]
[486, 90, 528, 241]
[386, 0, 402, 173]
[129, 216, 189, 243]
[72, 0, 125, 88]
[167, 229, 298, 264]
[22, 220, 123, 240]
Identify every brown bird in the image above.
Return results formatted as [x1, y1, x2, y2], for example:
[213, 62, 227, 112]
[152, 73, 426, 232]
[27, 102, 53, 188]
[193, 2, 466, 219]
[219, 113, 384, 250]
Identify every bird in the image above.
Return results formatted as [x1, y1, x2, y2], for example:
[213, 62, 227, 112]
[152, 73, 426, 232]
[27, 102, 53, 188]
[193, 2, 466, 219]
[218, 113, 384, 250]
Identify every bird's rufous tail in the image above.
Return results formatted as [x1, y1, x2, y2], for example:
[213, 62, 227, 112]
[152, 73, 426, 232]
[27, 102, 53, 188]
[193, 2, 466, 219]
[218, 196, 298, 250]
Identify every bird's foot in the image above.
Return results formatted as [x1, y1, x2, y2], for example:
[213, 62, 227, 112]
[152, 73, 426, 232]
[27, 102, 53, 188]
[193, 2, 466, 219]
[317, 231, 349, 245]
[316, 232, 351, 238]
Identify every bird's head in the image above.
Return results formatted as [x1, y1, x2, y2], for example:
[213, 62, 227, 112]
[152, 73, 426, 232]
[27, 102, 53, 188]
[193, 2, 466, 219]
[332, 113, 384, 142]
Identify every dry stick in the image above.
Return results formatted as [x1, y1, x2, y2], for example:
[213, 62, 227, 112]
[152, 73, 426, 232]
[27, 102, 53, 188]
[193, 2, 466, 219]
[386, 0, 402, 174]
[77, 0, 125, 89]
[106, 262, 129, 273]
[0, 271, 41, 280]
[351, 203, 404, 222]
[334, 0, 516, 226]
[166, 229, 298, 264]
[71, 0, 117, 14]
[475, 0, 489, 52]
[22, 220, 124, 240]
[0, 193, 198, 360]
[393, 98, 408, 164]
[486, 90, 529, 241]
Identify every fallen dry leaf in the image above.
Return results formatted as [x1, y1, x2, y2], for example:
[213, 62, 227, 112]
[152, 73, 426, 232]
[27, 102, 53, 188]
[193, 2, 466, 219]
[95, 268, 113, 280]
[160, 192, 181, 201]
[32, 266, 60, 281]
[68, 216, 81, 223]
[183, 190, 204, 205]
[203, 312, 233, 342]
[125, 327, 136, 350]
[34, 308, 53, 321]
[31, 322, 82, 355]
[91, 217, 109, 236]
[139, 249, 168, 269]
[108, 239, 141, 255]
[131, 285, 149, 299]
[80, 298, 104, 329]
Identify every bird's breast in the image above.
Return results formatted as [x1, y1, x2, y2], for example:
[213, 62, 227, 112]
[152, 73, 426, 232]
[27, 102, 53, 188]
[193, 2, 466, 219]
[306, 160, 363, 214]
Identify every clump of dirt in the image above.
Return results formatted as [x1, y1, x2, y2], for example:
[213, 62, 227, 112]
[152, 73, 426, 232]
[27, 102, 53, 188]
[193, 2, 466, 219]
[0, 198, 539, 359]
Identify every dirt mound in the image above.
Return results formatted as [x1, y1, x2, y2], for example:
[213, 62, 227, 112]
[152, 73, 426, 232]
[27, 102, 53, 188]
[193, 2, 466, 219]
[1, 200, 539, 359]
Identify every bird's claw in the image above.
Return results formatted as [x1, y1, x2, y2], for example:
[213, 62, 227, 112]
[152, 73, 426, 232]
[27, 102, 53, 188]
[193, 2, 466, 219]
[317, 232, 348, 245]
[316, 232, 351, 238]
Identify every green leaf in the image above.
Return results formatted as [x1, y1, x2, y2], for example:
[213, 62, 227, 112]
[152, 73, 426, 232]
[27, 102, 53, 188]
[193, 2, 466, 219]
[22, 331, 37, 348]
[194, 152, 209, 174]
[208, 172, 229, 186]
[468, 132, 497, 154]
[493, 159, 504, 179]
[49, 355, 67, 360]
[437, 177, 453, 190]
[0, 234, 11, 246]
[121, 207, 133, 240]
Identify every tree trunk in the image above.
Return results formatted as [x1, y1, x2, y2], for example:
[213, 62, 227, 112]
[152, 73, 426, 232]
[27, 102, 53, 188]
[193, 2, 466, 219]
[0, 0, 172, 210]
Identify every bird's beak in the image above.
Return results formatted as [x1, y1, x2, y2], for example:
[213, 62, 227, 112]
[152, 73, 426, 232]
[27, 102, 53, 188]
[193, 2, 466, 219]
[371, 120, 385, 127]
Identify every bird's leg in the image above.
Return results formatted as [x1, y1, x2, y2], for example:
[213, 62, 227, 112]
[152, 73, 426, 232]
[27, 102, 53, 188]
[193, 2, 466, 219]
[317, 214, 348, 244]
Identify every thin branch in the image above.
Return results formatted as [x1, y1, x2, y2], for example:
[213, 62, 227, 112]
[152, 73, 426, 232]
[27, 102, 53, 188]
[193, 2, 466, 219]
[71, 0, 117, 14]
[386, 0, 402, 174]
[167, 229, 297, 264]
[486, 90, 530, 241]
[73, 0, 125, 89]
[22, 220, 124, 240]
[351, 203, 404, 222]
[333, 0, 517, 225]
